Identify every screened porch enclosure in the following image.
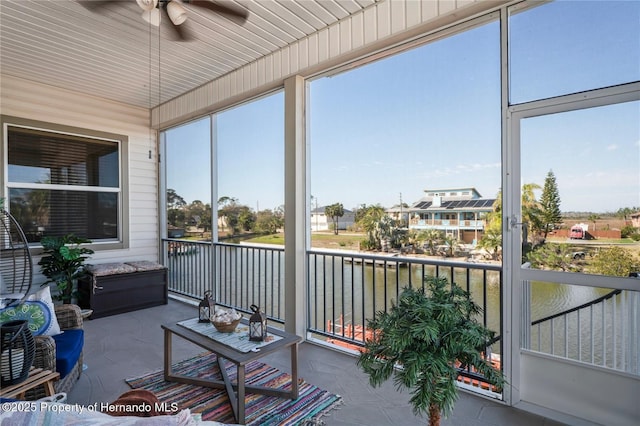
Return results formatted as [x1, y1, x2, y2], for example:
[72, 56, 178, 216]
[159, 2, 639, 425]
[0, 1, 638, 425]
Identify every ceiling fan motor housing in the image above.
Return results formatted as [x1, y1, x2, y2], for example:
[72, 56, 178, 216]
[136, 0, 158, 12]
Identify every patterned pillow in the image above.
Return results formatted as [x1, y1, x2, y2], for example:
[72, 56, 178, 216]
[0, 286, 62, 336]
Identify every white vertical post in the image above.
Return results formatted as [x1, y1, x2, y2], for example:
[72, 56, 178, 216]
[284, 75, 307, 337]
[632, 291, 639, 374]
[210, 115, 218, 300]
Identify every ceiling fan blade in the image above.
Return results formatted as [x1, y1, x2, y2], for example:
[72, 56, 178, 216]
[187, 0, 249, 24]
[161, 5, 194, 41]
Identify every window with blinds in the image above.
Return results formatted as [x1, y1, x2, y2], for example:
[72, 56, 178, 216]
[6, 124, 121, 244]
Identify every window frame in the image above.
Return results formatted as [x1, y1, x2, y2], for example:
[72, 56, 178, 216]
[1, 115, 129, 252]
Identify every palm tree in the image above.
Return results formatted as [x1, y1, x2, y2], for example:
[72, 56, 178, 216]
[442, 234, 460, 257]
[418, 229, 443, 255]
[478, 229, 502, 260]
[325, 202, 345, 235]
[521, 183, 542, 238]
[358, 276, 505, 426]
[357, 205, 386, 249]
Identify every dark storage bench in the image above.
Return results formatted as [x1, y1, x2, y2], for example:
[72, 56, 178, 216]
[78, 261, 168, 319]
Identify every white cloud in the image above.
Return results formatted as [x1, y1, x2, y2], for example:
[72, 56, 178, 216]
[415, 162, 500, 179]
[606, 144, 618, 151]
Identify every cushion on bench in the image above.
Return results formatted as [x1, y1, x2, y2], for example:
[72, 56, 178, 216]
[125, 261, 166, 272]
[52, 329, 84, 378]
[86, 263, 137, 277]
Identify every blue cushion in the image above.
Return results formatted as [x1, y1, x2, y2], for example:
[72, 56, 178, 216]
[52, 329, 83, 378]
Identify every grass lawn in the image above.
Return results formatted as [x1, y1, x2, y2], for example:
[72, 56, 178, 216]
[246, 234, 285, 245]
[245, 232, 364, 250]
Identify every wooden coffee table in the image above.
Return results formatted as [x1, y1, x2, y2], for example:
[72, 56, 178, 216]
[162, 319, 301, 425]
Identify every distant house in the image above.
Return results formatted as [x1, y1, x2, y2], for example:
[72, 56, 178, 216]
[310, 206, 355, 232]
[386, 204, 411, 225]
[631, 211, 640, 228]
[408, 187, 496, 244]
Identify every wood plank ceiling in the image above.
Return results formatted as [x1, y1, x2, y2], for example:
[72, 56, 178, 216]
[0, 0, 378, 109]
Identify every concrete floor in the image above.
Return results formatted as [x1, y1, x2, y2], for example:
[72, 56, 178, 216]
[67, 298, 566, 425]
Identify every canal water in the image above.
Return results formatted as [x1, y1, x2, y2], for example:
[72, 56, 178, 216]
[308, 258, 611, 337]
[168, 243, 626, 364]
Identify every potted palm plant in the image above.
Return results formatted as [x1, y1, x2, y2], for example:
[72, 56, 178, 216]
[357, 276, 505, 426]
[38, 234, 94, 303]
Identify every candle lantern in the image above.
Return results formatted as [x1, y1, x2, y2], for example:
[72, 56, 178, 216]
[249, 304, 267, 341]
[199, 291, 215, 323]
[1, 320, 35, 386]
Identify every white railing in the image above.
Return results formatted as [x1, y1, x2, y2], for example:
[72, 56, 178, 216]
[524, 283, 639, 375]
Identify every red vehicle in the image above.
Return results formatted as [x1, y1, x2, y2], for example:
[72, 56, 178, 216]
[569, 223, 589, 239]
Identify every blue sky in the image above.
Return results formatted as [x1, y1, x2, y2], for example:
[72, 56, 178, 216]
[165, 0, 639, 214]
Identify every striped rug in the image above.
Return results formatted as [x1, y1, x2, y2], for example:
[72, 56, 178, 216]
[126, 352, 342, 425]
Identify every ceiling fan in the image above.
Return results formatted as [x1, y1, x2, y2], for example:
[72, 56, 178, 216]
[81, 0, 249, 41]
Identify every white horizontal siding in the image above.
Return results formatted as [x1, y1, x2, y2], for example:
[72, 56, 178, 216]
[0, 74, 160, 270]
[153, 0, 507, 128]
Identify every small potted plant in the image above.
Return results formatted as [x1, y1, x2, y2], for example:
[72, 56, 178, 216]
[38, 234, 94, 304]
[357, 276, 505, 426]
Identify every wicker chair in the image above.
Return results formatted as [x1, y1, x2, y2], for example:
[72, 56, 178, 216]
[27, 304, 84, 399]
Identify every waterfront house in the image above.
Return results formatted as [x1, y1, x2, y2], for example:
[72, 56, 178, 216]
[1, 1, 638, 425]
[385, 204, 410, 226]
[310, 206, 355, 232]
[408, 188, 495, 244]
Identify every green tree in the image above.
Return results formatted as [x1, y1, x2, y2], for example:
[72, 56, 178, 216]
[255, 209, 284, 234]
[480, 183, 547, 261]
[526, 243, 578, 272]
[357, 277, 505, 426]
[218, 197, 251, 235]
[237, 207, 255, 232]
[417, 229, 443, 256]
[376, 215, 395, 248]
[167, 188, 186, 209]
[442, 234, 460, 257]
[356, 205, 386, 249]
[615, 207, 637, 222]
[217, 196, 238, 232]
[539, 170, 562, 238]
[478, 229, 502, 261]
[167, 189, 187, 228]
[325, 203, 345, 235]
[621, 224, 640, 240]
[185, 200, 208, 229]
[478, 192, 503, 260]
[199, 203, 212, 233]
[589, 247, 639, 277]
[521, 183, 542, 238]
